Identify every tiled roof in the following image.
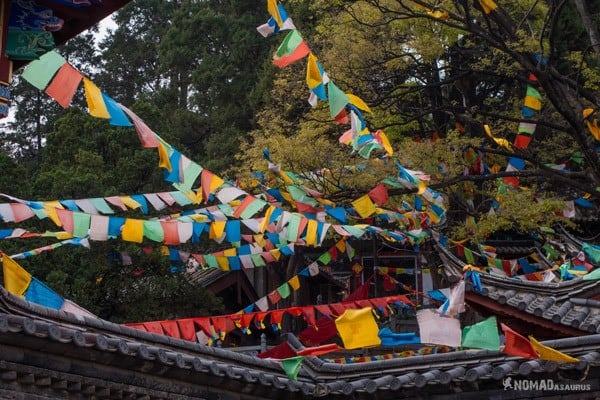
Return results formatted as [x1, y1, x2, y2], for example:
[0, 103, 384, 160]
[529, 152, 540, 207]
[1, 287, 600, 399]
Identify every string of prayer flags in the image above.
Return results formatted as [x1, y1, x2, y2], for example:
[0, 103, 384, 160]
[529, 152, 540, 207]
[273, 29, 310, 68]
[1, 254, 95, 319]
[306, 53, 328, 106]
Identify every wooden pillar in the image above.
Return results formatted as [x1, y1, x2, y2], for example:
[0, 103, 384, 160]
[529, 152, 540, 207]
[0, 0, 12, 118]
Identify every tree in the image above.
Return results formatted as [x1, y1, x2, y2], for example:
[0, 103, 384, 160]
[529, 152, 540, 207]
[237, 0, 600, 241]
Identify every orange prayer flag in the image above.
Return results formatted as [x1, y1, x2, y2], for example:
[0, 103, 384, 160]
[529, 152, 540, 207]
[45, 63, 83, 108]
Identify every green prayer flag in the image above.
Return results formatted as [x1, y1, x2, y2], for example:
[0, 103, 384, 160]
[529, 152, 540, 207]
[582, 242, 600, 265]
[143, 220, 165, 242]
[277, 282, 291, 299]
[286, 214, 302, 243]
[464, 247, 475, 264]
[89, 198, 115, 214]
[169, 191, 193, 206]
[280, 356, 304, 381]
[72, 212, 91, 238]
[357, 142, 383, 159]
[341, 225, 367, 238]
[287, 185, 318, 206]
[204, 255, 218, 269]
[317, 252, 332, 265]
[462, 316, 500, 351]
[582, 268, 600, 281]
[327, 80, 349, 118]
[240, 197, 267, 219]
[21, 50, 66, 90]
[173, 161, 202, 194]
[526, 86, 542, 100]
[250, 253, 266, 267]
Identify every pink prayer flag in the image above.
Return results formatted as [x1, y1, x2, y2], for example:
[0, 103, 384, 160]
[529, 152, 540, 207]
[119, 104, 160, 148]
[105, 196, 128, 211]
[45, 63, 83, 108]
[56, 208, 74, 233]
[10, 203, 35, 223]
[157, 192, 176, 206]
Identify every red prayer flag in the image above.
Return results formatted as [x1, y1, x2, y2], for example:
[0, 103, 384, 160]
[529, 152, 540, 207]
[45, 63, 82, 108]
[177, 319, 197, 341]
[501, 323, 539, 359]
[334, 108, 349, 124]
[257, 341, 296, 359]
[301, 306, 317, 326]
[161, 221, 180, 245]
[514, 134, 532, 149]
[296, 343, 344, 357]
[160, 320, 181, 339]
[368, 183, 389, 206]
[298, 316, 338, 346]
[143, 321, 164, 335]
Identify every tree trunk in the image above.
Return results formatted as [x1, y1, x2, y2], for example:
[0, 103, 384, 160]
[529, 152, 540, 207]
[574, 0, 600, 59]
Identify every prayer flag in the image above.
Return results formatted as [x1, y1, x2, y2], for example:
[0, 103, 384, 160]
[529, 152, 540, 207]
[21, 50, 66, 89]
[25, 277, 64, 310]
[327, 80, 349, 118]
[306, 53, 327, 100]
[119, 104, 160, 148]
[417, 309, 461, 347]
[280, 356, 304, 381]
[478, 0, 497, 14]
[101, 93, 132, 126]
[335, 307, 381, 349]
[352, 195, 376, 218]
[501, 323, 539, 359]
[2, 254, 31, 296]
[528, 336, 578, 362]
[45, 63, 82, 108]
[378, 328, 420, 346]
[83, 78, 110, 118]
[273, 30, 310, 68]
[121, 218, 144, 243]
[462, 316, 500, 351]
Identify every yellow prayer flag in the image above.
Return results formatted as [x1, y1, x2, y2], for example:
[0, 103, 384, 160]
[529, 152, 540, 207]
[216, 256, 230, 271]
[335, 239, 346, 253]
[120, 196, 142, 210]
[253, 234, 266, 247]
[280, 171, 294, 185]
[478, 0, 497, 14]
[43, 206, 62, 227]
[2, 254, 32, 296]
[524, 96, 541, 111]
[305, 219, 318, 246]
[223, 248, 237, 257]
[528, 336, 579, 362]
[280, 190, 293, 204]
[586, 120, 600, 141]
[417, 181, 427, 195]
[121, 218, 144, 243]
[583, 108, 595, 120]
[83, 77, 110, 119]
[157, 142, 172, 171]
[209, 221, 226, 239]
[427, 10, 449, 20]
[288, 275, 300, 291]
[335, 307, 381, 349]
[267, 0, 283, 27]
[306, 53, 322, 88]
[346, 93, 371, 113]
[259, 205, 275, 233]
[352, 195, 376, 218]
[269, 249, 281, 261]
